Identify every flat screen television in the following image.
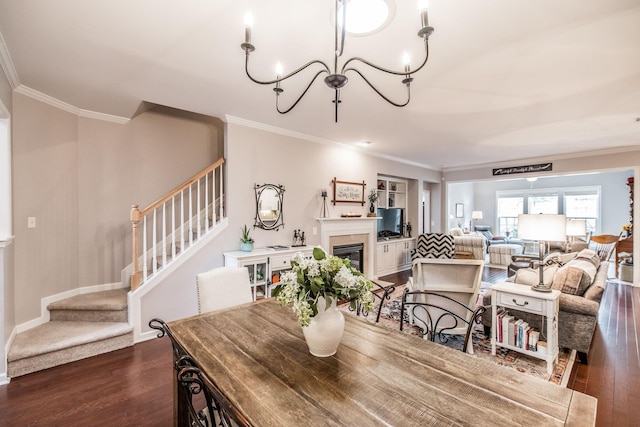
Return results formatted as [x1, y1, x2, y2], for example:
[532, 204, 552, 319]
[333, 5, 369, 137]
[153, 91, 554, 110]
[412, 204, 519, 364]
[377, 208, 403, 239]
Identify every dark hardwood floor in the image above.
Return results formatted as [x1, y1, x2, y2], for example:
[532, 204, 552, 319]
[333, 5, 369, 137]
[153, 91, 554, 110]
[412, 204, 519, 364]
[0, 266, 637, 426]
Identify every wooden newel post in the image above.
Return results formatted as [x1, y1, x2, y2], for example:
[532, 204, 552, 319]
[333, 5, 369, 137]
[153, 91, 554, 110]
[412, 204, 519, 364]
[130, 204, 142, 290]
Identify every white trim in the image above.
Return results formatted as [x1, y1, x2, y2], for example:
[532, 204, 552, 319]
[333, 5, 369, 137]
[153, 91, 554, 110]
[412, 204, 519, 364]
[224, 114, 436, 170]
[0, 31, 19, 89]
[15, 282, 128, 334]
[0, 374, 9, 385]
[129, 217, 229, 343]
[15, 85, 130, 124]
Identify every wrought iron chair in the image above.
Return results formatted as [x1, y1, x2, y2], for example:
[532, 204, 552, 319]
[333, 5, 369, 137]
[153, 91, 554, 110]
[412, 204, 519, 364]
[149, 318, 237, 427]
[588, 234, 619, 262]
[401, 258, 485, 354]
[196, 266, 253, 313]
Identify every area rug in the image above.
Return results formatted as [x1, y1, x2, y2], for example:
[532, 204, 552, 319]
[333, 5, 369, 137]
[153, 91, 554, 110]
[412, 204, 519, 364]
[343, 285, 575, 387]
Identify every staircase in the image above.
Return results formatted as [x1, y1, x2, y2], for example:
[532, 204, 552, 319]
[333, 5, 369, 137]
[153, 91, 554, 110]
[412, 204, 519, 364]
[7, 288, 133, 377]
[7, 157, 227, 377]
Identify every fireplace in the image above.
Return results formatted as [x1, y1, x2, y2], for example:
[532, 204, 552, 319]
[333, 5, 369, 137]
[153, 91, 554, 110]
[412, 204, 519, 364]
[333, 243, 364, 273]
[317, 217, 378, 278]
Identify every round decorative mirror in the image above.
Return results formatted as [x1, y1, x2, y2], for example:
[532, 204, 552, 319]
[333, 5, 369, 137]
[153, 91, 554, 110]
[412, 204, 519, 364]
[254, 183, 285, 230]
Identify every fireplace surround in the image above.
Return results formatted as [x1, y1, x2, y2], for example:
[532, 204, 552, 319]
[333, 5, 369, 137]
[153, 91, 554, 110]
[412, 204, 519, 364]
[317, 217, 378, 278]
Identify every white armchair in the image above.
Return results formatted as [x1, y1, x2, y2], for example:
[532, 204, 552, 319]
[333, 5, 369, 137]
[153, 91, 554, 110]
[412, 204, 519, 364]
[402, 258, 485, 354]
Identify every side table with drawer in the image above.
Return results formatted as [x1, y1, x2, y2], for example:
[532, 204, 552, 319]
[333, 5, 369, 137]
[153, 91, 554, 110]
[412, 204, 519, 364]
[490, 282, 560, 374]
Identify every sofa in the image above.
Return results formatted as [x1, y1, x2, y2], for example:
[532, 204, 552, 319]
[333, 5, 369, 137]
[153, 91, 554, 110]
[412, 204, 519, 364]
[449, 228, 487, 260]
[481, 249, 608, 364]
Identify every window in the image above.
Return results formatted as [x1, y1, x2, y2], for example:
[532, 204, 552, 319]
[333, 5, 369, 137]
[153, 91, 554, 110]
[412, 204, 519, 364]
[527, 193, 558, 214]
[564, 191, 600, 235]
[497, 196, 523, 237]
[497, 186, 601, 238]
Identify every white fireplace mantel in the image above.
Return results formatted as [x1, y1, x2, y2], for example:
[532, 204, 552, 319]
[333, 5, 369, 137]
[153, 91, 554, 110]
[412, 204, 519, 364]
[316, 217, 379, 278]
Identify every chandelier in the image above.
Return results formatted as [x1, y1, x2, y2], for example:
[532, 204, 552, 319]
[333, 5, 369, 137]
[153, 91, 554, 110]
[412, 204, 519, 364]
[240, 0, 434, 122]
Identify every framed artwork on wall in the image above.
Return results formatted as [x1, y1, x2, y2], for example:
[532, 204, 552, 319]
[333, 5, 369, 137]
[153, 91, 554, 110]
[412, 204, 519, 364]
[332, 178, 366, 205]
[455, 203, 464, 218]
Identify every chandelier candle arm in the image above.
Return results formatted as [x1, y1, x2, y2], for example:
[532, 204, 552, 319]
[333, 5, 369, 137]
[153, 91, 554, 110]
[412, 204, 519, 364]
[243, 54, 330, 86]
[276, 70, 328, 115]
[344, 68, 411, 107]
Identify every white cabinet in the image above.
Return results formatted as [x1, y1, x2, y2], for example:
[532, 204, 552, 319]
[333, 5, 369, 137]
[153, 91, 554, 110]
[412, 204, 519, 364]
[224, 247, 313, 301]
[376, 238, 415, 276]
[376, 242, 397, 275]
[377, 177, 407, 210]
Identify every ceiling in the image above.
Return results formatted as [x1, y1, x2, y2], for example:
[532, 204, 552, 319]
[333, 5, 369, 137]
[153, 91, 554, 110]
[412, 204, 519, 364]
[0, 0, 639, 170]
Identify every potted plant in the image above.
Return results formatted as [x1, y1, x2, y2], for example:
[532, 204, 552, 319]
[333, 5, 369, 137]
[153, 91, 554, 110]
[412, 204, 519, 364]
[240, 224, 254, 252]
[367, 190, 378, 217]
[272, 247, 374, 356]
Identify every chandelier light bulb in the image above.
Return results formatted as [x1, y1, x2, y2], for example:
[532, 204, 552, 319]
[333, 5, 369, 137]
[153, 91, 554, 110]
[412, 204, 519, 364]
[244, 12, 253, 44]
[275, 62, 283, 78]
[418, 0, 429, 28]
[402, 52, 411, 73]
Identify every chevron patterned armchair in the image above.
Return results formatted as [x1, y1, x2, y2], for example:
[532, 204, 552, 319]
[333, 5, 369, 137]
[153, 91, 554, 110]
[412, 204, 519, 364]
[411, 233, 456, 260]
[411, 233, 487, 261]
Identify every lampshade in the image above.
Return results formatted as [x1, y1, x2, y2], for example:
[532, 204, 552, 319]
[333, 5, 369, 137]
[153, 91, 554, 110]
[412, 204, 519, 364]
[566, 219, 587, 237]
[518, 214, 566, 241]
[471, 211, 483, 220]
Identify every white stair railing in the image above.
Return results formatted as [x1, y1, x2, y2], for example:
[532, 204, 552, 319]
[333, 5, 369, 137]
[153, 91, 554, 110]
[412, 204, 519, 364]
[129, 158, 225, 290]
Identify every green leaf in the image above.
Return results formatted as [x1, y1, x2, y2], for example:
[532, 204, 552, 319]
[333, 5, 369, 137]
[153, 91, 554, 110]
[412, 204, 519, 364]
[272, 284, 282, 297]
[312, 247, 326, 260]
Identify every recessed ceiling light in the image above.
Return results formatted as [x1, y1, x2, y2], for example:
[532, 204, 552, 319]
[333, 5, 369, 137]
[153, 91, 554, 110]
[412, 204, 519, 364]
[336, 0, 396, 36]
[358, 140, 373, 147]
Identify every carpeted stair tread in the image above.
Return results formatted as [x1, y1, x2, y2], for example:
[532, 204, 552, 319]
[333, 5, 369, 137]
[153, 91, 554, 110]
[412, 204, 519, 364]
[47, 288, 129, 311]
[8, 321, 133, 362]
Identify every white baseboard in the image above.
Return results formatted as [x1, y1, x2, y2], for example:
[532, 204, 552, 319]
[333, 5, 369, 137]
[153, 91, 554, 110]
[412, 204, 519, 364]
[16, 282, 128, 334]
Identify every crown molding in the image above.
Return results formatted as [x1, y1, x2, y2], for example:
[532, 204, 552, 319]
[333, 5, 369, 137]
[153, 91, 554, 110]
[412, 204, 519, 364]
[0, 31, 19, 89]
[224, 114, 439, 171]
[442, 146, 640, 174]
[15, 85, 129, 124]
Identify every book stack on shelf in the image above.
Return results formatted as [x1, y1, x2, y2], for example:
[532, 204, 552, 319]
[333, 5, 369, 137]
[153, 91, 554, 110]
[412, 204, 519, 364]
[496, 308, 545, 354]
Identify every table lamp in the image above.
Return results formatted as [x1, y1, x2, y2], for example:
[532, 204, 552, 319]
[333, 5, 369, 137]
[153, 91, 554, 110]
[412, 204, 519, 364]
[471, 210, 483, 231]
[517, 214, 566, 292]
[566, 219, 587, 252]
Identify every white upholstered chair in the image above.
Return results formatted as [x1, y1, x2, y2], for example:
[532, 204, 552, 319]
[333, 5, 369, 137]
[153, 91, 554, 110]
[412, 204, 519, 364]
[196, 266, 253, 314]
[402, 258, 485, 354]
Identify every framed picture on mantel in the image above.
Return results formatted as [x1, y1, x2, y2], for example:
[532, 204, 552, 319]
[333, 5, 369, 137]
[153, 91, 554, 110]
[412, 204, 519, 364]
[332, 178, 365, 206]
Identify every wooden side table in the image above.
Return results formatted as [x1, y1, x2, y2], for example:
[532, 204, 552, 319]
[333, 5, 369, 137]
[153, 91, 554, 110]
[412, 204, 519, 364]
[491, 282, 560, 374]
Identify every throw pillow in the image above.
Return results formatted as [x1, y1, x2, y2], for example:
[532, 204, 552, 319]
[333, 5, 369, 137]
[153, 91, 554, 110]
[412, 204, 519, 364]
[449, 228, 464, 237]
[513, 264, 558, 287]
[575, 248, 601, 269]
[551, 256, 599, 295]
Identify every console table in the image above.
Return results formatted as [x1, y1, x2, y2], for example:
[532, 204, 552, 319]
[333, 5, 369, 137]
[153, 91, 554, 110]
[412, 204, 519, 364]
[224, 247, 313, 300]
[167, 299, 596, 426]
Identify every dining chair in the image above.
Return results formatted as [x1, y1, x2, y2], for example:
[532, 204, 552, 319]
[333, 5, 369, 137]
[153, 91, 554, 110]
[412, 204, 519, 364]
[615, 236, 633, 278]
[196, 266, 253, 314]
[401, 258, 485, 354]
[588, 234, 619, 262]
[149, 318, 231, 427]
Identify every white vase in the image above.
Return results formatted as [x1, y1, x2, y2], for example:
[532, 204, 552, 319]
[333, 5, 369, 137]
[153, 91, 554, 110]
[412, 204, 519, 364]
[302, 296, 345, 357]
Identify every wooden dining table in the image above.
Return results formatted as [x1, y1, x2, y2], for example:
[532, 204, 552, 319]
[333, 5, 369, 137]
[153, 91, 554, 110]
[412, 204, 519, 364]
[167, 298, 597, 426]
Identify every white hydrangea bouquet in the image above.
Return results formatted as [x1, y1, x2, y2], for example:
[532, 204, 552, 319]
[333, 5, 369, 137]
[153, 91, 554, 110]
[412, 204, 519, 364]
[272, 247, 375, 327]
